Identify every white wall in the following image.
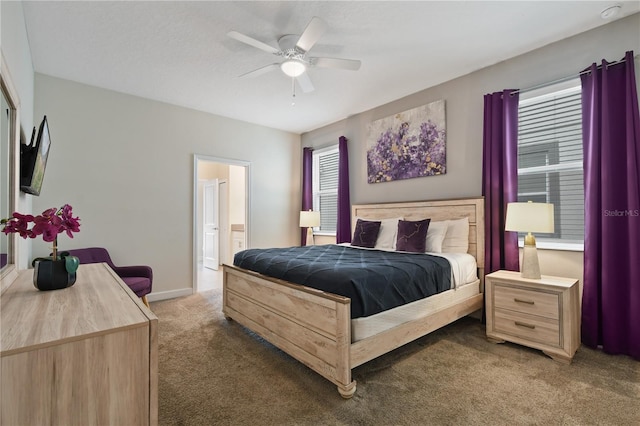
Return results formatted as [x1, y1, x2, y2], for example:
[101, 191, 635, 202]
[1, 0, 35, 269]
[302, 13, 640, 285]
[33, 74, 301, 297]
[1, 1, 33, 131]
[229, 164, 246, 225]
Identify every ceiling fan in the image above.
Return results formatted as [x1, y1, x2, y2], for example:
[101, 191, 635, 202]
[227, 16, 361, 94]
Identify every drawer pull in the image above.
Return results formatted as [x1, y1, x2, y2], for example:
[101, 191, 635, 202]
[514, 298, 535, 305]
[515, 321, 536, 329]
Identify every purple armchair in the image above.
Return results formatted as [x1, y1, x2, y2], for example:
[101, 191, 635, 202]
[63, 247, 152, 307]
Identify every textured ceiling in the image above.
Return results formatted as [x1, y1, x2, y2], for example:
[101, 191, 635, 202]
[21, 1, 640, 134]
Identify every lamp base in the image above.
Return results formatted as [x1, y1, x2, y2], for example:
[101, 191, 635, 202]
[306, 227, 315, 246]
[521, 244, 541, 279]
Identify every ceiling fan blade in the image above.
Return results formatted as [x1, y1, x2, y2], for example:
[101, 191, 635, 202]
[227, 31, 280, 54]
[295, 16, 328, 53]
[238, 63, 280, 78]
[312, 57, 361, 71]
[296, 73, 315, 93]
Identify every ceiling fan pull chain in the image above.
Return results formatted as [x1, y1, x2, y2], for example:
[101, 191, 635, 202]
[291, 77, 296, 106]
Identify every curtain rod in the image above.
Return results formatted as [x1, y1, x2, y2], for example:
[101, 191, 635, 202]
[510, 53, 639, 96]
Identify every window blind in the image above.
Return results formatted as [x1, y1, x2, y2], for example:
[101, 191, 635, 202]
[313, 147, 339, 234]
[518, 83, 584, 244]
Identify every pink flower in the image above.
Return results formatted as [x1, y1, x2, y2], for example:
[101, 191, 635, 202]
[59, 204, 80, 238]
[40, 208, 58, 219]
[1, 205, 81, 245]
[32, 222, 59, 242]
[1, 212, 35, 238]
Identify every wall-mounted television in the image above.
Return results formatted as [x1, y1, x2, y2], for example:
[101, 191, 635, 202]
[20, 115, 51, 196]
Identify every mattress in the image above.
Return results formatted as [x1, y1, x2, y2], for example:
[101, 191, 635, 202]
[351, 280, 480, 342]
[351, 251, 479, 342]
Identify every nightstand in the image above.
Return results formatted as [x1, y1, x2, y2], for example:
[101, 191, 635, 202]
[485, 270, 580, 363]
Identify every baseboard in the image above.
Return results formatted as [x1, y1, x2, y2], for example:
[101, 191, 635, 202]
[147, 287, 193, 302]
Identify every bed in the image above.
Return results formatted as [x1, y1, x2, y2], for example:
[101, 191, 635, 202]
[222, 197, 484, 398]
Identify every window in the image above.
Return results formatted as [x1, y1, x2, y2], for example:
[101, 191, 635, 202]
[312, 145, 339, 234]
[517, 80, 584, 247]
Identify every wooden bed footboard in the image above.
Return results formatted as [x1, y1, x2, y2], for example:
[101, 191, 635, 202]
[223, 265, 357, 398]
[223, 264, 482, 398]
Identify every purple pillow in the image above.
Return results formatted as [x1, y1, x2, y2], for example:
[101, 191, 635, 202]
[352, 219, 381, 248]
[396, 219, 431, 253]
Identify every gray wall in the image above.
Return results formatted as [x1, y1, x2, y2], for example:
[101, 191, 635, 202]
[33, 75, 301, 297]
[302, 13, 640, 284]
[5, 4, 640, 295]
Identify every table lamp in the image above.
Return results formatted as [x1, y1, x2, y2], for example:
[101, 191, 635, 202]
[505, 201, 554, 279]
[300, 210, 321, 246]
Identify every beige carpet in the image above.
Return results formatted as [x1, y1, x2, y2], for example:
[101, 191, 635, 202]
[152, 288, 640, 426]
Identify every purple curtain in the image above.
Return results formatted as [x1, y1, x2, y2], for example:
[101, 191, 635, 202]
[482, 90, 520, 274]
[301, 147, 313, 246]
[336, 136, 351, 244]
[581, 50, 640, 359]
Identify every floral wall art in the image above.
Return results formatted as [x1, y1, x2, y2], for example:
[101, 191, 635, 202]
[366, 100, 446, 183]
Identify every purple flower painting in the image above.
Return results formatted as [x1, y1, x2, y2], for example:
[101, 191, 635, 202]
[367, 100, 446, 183]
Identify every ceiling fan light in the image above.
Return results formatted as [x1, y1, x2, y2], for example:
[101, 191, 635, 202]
[281, 60, 306, 77]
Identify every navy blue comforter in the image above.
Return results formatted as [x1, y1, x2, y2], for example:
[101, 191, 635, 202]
[233, 244, 451, 319]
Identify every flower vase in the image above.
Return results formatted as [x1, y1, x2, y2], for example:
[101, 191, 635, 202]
[2, 204, 82, 289]
[32, 250, 79, 291]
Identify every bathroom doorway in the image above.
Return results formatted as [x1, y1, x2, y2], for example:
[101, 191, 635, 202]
[193, 155, 249, 292]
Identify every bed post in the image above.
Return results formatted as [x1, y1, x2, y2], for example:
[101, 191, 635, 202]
[336, 302, 356, 399]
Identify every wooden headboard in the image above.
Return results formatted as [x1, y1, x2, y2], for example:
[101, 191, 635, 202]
[351, 197, 485, 281]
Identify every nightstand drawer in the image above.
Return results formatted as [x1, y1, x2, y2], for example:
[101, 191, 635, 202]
[493, 283, 559, 319]
[494, 309, 560, 347]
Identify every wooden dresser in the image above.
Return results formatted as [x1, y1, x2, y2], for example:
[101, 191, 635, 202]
[485, 270, 580, 363]
[1, 263, 158, 425]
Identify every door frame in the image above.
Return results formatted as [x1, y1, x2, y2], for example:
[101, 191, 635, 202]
[193, 154, 251, 293]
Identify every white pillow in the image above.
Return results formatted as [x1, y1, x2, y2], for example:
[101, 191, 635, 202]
[441, 217, 469, 253]
[375, 217, 404, 250]
[425, 220, 447, 253]
[356, 216, 403, 250]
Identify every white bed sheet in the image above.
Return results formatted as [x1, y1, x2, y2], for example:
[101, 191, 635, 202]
[428, 251, 478, 289]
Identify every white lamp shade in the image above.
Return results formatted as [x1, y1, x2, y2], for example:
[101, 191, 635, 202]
[281, 60, 306, 77]
[299, 211, 320, 228]
[505, 202, 555, 233]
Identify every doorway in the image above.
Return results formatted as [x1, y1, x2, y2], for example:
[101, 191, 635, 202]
[202, 179, 226, 271]
[193, 155, 249, 293]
